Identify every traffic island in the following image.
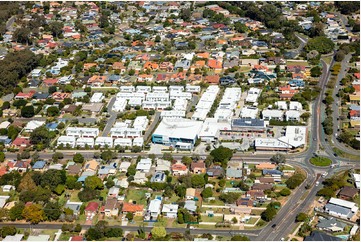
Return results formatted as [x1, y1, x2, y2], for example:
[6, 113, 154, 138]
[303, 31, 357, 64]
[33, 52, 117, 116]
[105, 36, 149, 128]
[309, 157, 332, 167]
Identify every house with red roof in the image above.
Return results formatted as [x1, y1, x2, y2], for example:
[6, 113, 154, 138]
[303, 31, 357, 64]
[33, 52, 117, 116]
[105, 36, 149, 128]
[204, 75, 220, 84]
[208, 59, 223, 73]
[70, 236, 84, 241]
[354, 73, 360, 79]
[350, 110, 360, 120]
[43, 78, 58, 87]
[12, 137, 31, 149]
[279, 85, 299, 100]
[85, 202, 99, 217]
[14, 91, 36, 100]
[121, 202, 144, 216]
[171, 162, 188, 176]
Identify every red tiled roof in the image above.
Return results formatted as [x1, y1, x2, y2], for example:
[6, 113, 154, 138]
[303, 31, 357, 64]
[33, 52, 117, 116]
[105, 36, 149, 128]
[122, 202, 144, 213]
[85, 202, 99, 212]
[12, 137, 31, 147]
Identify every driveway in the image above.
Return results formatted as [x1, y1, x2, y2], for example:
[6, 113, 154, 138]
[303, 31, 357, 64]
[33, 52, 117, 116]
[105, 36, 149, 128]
[101, 97, 117, 137]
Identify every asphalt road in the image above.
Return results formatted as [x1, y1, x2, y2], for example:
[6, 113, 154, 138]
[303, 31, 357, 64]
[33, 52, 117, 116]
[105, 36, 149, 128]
[329, 53, 360, 156]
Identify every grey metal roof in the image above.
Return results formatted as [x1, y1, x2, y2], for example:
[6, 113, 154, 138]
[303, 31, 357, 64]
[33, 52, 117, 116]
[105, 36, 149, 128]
[325, 203, 354, 218]
[232, 118, 265, 127]
[304, 231, 342, 241]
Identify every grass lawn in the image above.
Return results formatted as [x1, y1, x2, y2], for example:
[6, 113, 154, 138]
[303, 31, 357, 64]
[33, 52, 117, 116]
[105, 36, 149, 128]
[36, 229, 59, 240]
[202, 199, 225, 206]
[309, 157, 332, 167]
[167, 194, 180, 203]
[59, 233, 79, 241]
[126, 189, 148, 205]
[201, 215, 223, 223]
[251, 209, 265, 215]
[246, 217, 259, 224]
[322, 56, 333, 65]
[77, 214, 86, 224]
[171, 219, 187, 228]
[333, 147, 360, 161]
[69, 190, 81, 202]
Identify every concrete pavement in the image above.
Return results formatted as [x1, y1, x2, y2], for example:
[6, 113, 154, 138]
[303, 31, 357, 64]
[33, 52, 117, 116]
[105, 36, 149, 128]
[101, 97, 117, 137]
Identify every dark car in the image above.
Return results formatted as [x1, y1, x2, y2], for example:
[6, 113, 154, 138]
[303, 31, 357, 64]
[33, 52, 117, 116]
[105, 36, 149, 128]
[334, 153, 338, 157]
[272, 224, 277, 228]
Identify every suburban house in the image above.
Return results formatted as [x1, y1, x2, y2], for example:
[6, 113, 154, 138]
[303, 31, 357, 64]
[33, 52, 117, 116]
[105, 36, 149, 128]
[171, 162, 188, 176]
[64, 201, 83, 216]
[83, 160, 100, 172]
[102, 197, 120, 217]
[147, 198, 162, 220]
[316, 217, 346, 232]
[190, 162, 206, 174]
[136, 158, 152, 173]
[324, 197, 359, 220]
[337, 186, 359, 200]
[186, 188, 196, 200]
[84, 202, 99, 218]
[121, 202, 144, 216]
[162, 204, 179, 218]
[155, 159, 171, 172]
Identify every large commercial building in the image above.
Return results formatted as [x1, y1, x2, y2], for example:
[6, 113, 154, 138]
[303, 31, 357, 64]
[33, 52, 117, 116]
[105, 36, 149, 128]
[152, 118, 203, 149]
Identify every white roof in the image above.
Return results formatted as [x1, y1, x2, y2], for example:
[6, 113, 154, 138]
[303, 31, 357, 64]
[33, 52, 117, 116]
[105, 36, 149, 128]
[3, 234, 24, 241]
[24, 120, 45, 130]
[199, 118, 231, 138]
[276, 101, 288, 109]
[27, 235, 50, 241]
[136, 158, 152, 171]
[329, 197, 358, 210]
[154, 118, 203, 140]
[119, 161, 131, 170]
[262, 109, 284, 118]
[255, 138, 292, 148]
[0, 195, 10, 208]
[0, 121, 10, 129]
[95, 137, 113, 142]
[57, 136, 76, 142]
[278, 126, 307, 148]
[90, 92, 104, 103]
[148, 199, 162, 213]
[286, 110, 300, 118]
[240, 106, 258, 119]
[162, 204, 179, 213]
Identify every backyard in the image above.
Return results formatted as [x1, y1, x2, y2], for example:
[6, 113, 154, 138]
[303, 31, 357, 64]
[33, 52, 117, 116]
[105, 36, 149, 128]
[125, 189, 148, 205]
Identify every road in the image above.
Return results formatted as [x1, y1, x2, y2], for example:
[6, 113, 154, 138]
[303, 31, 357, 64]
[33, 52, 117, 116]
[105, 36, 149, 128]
[101, 97, 117, 137]
[329, 53, 360, 156]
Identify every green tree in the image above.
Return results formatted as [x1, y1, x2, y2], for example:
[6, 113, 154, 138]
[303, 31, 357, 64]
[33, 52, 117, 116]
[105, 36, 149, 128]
[310, 66, 322, 77]
[0, 226, 16, 238]
[334, 50, 345, 62]
[48, 86, 57, 94]
[84, 176, 103, 190]
[279, 188, 291, 196]
[151, 226, 167, 240]
[181, 156, 193, 168]
[105, 179, 115, 189]
[261, 206, 277, 222]
[47, 106, 59, 117]
[53, 184, 65, 195]
[219, 192, 240, 204]
[126, 212, 134, 221]
[191, 174, 206, 188]
[0, 152, 4, 162]
[300, 112, 311, 122]
[44, 201, 61, 221]
[210, 146, 233, 167]
[286, 173, 306, 189]
[52, 152, 64, 162]
[305, 36, 335, 54]
[9, 203, 25, 221]
[30, 125, 51, 148]
[270, 153, 286, 164]
[40, 169, 66, 190]
[22, 204, 45, 224]
[18, 172, 37, 192]
[21, 105, 35, 118]
[296, 212, 308, 222]
[101, 150, 115, 162]
[73, 153, 84, 163]
[126, 164, 136, 176]
[201, 187, 213, 199]
[78, 188, 99, 202]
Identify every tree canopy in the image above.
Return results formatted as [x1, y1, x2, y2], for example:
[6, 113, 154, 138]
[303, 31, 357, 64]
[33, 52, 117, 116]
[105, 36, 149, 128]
[305, 36, 335, 54]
